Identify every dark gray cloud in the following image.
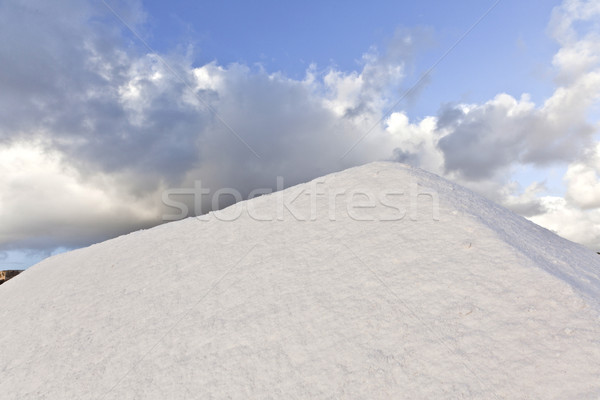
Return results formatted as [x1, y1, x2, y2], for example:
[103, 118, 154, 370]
[391, 148, 420, 166]
[437, 91, 597, 180]
[506, 201, 547, 218]
[0, 0, 412, 196]
[0, 1, 141, 134]
[437, 100, 520, 180]
[0, 0, 207, 193]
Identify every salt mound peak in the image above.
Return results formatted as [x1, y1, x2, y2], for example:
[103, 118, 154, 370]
[1, 162, 600, 399]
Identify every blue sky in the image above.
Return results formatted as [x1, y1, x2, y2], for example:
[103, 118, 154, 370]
[1, 0, 600, 269]
[140, 0, 560, 106]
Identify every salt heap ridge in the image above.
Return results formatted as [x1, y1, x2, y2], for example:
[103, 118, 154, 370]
[1, 162, 600, 399]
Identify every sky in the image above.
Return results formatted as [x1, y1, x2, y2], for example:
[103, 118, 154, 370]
[1, 0, 600, 269]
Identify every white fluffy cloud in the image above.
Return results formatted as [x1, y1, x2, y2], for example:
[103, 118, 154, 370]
[432, 0, 600, 179]
[535, 148, 600, 247]
[530, 196, 600, 250]
[565, 143, 600, 209]
[420, 0, 600, 248]
[0, 141, 161, 251]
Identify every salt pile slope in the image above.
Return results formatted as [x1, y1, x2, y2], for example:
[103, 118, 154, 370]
[2, 162, 600, 399]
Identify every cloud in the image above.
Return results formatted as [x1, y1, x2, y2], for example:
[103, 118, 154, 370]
[322, 27, 433, 119]
[437, 88, 598, 180]
[548, 0, 600, 48]
[497, 181, 548, 218]
[0, 0, 203, 194]
[386, 112, 442, 173]
[530, 196, 600, 250]
[0, 141, 160, 252]
[565, 143, 600, 209]
[393, 0, 600, 249]
[436, 0, 600, 181]
[0, 0, 431, 253]
[0, 0, 144, 137]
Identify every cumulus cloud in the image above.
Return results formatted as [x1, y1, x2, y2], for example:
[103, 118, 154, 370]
[530, 196, 600, 250]
[565, 143, 600, 209]
[437, 89, 598, 180]
[410, 0, 600, 251]
[322, 27, 432, 119]
[0, 0, 431, 253]
[0, 141, 161, 252]
[497, 181, 548, 218]
[386, 112, 442, 173]
[435, 0, 600, 181]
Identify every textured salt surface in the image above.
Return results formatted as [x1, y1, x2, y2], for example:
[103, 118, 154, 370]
[1, 162, 599, 399]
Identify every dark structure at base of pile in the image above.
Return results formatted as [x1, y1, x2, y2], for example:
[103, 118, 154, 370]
[0, 270, 22, 285]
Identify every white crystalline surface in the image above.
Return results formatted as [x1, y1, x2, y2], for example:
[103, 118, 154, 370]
[1, 162, 600, 399]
